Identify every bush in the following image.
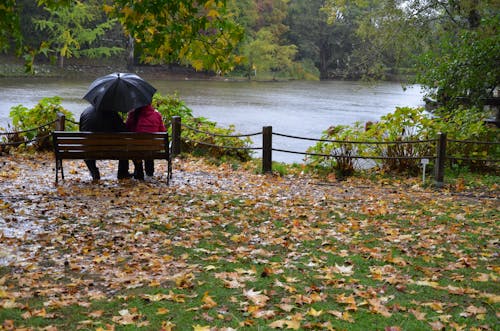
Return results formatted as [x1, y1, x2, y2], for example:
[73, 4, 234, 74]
[153, 93, 253, 161]
[306, 122, 370, 177]
[366, 107, 437, 175]
[8, 96, 77, 151]
[436, 107, 499, 171]
[306, 106, 498, 177]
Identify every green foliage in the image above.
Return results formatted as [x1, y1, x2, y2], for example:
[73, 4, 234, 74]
[152, 93, 253, 161]
[306, 122, 368, 177]
[105, 0, 244, 74]
[366, 107, 437, 174]
[32, 1, 122, 70]
[152, 92, 193, 123]
[306, 107, 499, 177]
[8, 96, 77, 150]
[0, 0, 21, 53]
[416, 14, 500, 113]
[436, 107, 500, 170]
[241, 27, 298, 80]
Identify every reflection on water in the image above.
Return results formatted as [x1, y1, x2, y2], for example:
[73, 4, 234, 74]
[0, 77, 424, 163]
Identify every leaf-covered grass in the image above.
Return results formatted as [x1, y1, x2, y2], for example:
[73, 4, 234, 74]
[0, 152, 498, 330]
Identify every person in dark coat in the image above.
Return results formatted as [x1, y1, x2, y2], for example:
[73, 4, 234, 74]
[79, 105, 131, 181]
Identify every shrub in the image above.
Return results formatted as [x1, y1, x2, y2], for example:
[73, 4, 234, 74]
[153, 93, 253, 161]
[306, 106, 498, 177]
[366, 107, 437, 175]
[306, 122, 370, 177]
[436, 107, 499, 171]
[8, 96, 77, 151]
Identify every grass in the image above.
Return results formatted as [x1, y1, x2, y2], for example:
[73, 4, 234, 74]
[0, 153, 498, 330]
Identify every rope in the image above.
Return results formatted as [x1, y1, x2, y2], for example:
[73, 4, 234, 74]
[272, 148, 436, 160]
[273, 132, 437, 145]
[447, 156, 500, 162]
[183, 138, 262, 150]
[0, 120, 58, 136]
[66, 118, 79, 125]
[0, 133, 52, 146]
[447, 139, 499, 145]
[181, 123, 261, 138]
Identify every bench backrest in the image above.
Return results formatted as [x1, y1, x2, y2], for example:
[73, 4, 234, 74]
[52, 131, 169, 160]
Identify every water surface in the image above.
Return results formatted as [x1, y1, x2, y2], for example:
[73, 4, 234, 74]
[0, 78, 424, 163]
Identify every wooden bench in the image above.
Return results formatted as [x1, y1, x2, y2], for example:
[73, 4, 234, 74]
[52, 131, 172, 184]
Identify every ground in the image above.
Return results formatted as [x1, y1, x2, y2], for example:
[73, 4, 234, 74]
[0, 152, 498, 330]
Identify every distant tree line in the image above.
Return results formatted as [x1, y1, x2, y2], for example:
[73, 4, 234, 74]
[1, 0, 499, 115]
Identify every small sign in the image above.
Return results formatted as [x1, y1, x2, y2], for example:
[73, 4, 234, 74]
[421, 158, 429, 165]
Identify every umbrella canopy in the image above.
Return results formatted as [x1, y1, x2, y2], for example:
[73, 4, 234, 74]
[83, 72, 157, 113]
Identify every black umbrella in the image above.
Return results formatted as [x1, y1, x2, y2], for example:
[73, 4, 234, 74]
[83, 72, 157, 112]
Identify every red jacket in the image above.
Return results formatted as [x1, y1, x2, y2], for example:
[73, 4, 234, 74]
[126, 104, 166, 133]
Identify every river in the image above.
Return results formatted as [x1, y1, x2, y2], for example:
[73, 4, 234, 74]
[0, 77, 424, 163]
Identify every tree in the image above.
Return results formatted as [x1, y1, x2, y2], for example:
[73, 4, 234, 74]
[286, 0, 357, 79]
[322, 0, 424, 80]
[0, 0, 22, 53]
[410, 1, 500, 113]
[32, 1, 122, 69]
[104, 0, 244, 74]
[242, 28, 297, 79]
[323, 0, 500, 113]
[1, 0, 244, 74]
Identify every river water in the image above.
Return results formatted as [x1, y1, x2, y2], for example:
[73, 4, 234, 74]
[0, 77, 424, 163]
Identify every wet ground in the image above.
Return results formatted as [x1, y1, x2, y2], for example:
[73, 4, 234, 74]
[1, 152, 497, 269]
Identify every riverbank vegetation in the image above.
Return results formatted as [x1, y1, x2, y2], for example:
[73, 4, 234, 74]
[306, 107, 499, 177]
[1, 1, 499, 113]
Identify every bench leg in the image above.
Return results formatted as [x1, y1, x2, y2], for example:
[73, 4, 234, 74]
[55, 159, 63, 184]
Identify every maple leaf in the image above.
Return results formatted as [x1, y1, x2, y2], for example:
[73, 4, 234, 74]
[244, 288, 270, 306]
[193, 325, 211, 331]
[429, 320, 445, 330]
[88, 310, 104, 318]
[367, 298, 392, 317]
[333, 263, 354, 275]
[156, 307, 169, 315]
[268, 319, 287, 329]
[409, 308, 426, 321]
[307, 307, 323, 317]
[202, 292, 218, 309]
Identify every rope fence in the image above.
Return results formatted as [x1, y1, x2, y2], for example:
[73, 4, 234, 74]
[0, 119, 58, 147]
[171, 116, 499, 186]
[0, 114, 498, 186]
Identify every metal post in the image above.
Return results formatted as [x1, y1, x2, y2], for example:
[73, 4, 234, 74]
[434, 132, 447, 187]
[172, 116, 181, 156]
[262, 126, 272, 173]
[56, 112, 66, 131]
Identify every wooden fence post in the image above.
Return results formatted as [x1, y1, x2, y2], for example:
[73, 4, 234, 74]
[171, 116, 181, 156]
[434, 132, 447, 188]
[262, 126, 272, 173]
[56, 112, 66, 131]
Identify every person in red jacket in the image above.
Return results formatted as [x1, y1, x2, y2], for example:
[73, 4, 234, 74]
[126, 104, 166, 180]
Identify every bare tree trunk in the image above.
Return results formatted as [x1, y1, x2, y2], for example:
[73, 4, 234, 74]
[126, 35, 135, 71]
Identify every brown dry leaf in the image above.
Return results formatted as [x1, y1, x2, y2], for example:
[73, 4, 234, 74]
[156, 307, 169, 315]
[88, 310, 104, 318]
[429, 320, 445, 330]
[268, 319, 287, 329]
[367, 298, 392, 317]
[385, 327, 402, 331]
[244, 288, 270, 306]
[409, 308, 426, 321]
[202, 291, 218, 309]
